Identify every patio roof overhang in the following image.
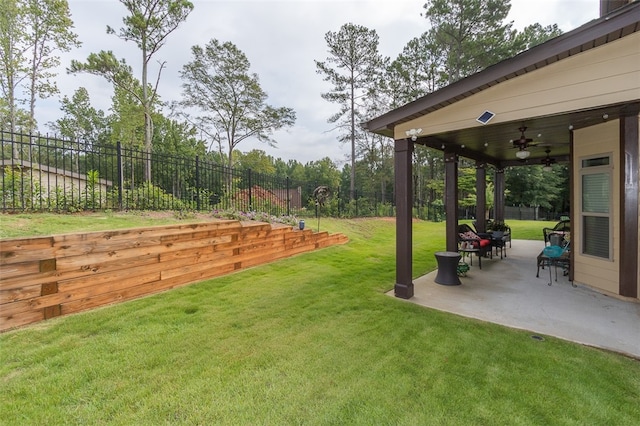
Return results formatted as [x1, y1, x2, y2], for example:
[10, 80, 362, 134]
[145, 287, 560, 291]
[365, 2, 640, 168]
[366, 2, 640, 301]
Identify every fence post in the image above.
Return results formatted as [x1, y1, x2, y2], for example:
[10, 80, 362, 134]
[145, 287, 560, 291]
[248, 168, 253, 211]
[117, 141, 123, 210]
[195, 155, 201, 211]
[286, 176, 290, 216]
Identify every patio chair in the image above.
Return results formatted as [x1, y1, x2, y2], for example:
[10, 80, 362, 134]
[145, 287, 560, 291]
[538, 240, 574, 287]
[491, 231, 508, 258]
[543, 220, 570, 246]
[458, 224, 493, 267]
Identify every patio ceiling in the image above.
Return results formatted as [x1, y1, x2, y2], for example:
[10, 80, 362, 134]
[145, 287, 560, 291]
[412, 102, 638, 168]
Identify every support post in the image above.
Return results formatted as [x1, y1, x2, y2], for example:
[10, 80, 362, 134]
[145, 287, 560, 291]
[494, 168, 505, 223]
[444, 151, 459, 252]
[116, 141, 123, 210]
[394, 139, 414, 299]
[195, 155, 201, 211]
[620, 113, 639, 297]
[475, 162, 486, 232]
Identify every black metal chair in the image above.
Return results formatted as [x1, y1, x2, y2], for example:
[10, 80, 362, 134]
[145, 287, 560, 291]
[543, 220, 570, 246]
[490, 231, 508, 258]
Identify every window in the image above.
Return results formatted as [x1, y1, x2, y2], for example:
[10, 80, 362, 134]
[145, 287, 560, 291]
[580, 155, 612, 259]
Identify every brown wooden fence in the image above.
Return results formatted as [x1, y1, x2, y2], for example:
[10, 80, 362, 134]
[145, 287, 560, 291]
[0, 220, 348, 331]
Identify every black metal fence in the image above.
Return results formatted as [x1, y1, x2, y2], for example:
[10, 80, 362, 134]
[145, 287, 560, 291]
[1, 131, 302, 216]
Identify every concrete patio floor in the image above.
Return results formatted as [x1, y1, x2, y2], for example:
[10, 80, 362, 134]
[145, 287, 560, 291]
[393, 239, 640, 359]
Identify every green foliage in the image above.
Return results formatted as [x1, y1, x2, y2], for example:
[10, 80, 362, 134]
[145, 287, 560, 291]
[2, 166, 31, 208]
[234, 150, 276, 175]
[458, 166, 478, 207]
[120, 181, 187, 210]
[505, 165, 564, 209]
[50, 87, 106, 146]
[486, 219, 510, 232]
[424, 0, 513, 83]
[82, 170, 102, 209]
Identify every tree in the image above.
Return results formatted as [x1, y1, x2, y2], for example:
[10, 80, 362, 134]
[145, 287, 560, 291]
[23, 0, 79, 131]
[234, 150, 276, 175]
[106, 0, 193, 181]
[50, 87, 106, 147]
[0, 0, 79, 135]
[388, 33, 442, 104]
[152, 115, 205, 158]
[505, 166, 563, 211]
[422, 0, 563, 86]
[512, 22, 562, 51]
[0, 0, 27, 137]
[423, 0, 515, 84]
[68, 51, 162, 151]
[108, 82, 146, 149]
[315, 23, 386, 201]
[179, 39, 296, 171]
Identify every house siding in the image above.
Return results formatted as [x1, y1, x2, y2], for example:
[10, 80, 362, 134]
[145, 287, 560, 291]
[573, 120, 621, 294]
[394, 31, 640, 140]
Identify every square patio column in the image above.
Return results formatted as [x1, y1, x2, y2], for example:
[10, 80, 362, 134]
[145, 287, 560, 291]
[494, 168, 505, 223]
[475, 162, 487, 232]
[620, 113, 639, 298]
[444, 151, 459, 252]
[394, 138, 414, 299]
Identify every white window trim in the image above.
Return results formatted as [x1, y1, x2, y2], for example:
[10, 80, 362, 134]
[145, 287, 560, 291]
[579, 153, 613, 261]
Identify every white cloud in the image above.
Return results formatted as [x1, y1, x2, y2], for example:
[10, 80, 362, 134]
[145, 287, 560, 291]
[37, 0, 599, 164]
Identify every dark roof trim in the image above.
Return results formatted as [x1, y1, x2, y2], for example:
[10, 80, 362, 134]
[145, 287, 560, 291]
[366, 1, 640, 136]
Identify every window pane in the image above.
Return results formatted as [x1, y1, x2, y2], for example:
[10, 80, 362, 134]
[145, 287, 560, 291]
[582, 173, 609, 213]
[583, 216, 609, 258]
[582, 157, 610, 168]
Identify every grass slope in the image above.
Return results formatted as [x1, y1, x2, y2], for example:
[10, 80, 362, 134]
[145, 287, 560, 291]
[1, 217, 638, 424]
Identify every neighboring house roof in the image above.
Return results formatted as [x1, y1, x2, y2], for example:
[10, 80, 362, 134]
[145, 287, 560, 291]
[366, 1, 640, 167]
[0, 159, 113, 186]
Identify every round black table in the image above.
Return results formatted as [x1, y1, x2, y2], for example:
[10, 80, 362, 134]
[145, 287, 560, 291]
[434, 251, 462, 286]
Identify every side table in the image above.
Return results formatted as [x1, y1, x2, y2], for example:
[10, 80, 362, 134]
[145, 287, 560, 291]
[459, 247, 481, 269]
[434, 251, 462, 286]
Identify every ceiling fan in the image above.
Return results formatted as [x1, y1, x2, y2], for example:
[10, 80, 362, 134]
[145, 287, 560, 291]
[541, 148, 556, 171]
[511, 126, 535, 159]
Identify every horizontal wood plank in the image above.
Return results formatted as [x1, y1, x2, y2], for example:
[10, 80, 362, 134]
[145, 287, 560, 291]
[0, 220, 347, 331]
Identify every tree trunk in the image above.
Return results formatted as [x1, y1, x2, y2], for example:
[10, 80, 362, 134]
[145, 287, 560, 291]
[142, 46, 152, 182]
[349, 72, 356, 201]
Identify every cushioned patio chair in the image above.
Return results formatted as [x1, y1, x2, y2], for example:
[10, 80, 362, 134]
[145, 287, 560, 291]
[458, 224, 493, 260]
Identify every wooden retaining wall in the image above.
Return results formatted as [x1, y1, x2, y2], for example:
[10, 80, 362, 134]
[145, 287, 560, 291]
[0, 220, 348, 331]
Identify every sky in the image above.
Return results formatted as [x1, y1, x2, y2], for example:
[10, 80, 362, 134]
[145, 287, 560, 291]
[38, 0, 601, 165]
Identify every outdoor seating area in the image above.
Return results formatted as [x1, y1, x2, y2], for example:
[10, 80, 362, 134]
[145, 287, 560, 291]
[457, 223, 509, 272]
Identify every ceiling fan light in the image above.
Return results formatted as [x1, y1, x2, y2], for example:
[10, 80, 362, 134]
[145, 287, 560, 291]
[543, 165, 553, 172]
[515, 149, 530, 159]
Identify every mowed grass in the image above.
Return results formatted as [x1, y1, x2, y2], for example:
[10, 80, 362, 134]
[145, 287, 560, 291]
[0, 211, 211, 239]
[1, 216, 639, 424]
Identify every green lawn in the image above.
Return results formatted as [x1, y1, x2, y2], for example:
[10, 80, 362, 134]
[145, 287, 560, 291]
[1, 215, 638, 424]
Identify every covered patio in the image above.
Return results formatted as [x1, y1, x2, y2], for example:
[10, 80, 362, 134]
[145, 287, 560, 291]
[395, 239, 640, 359]
[367, 1, 640, 304]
